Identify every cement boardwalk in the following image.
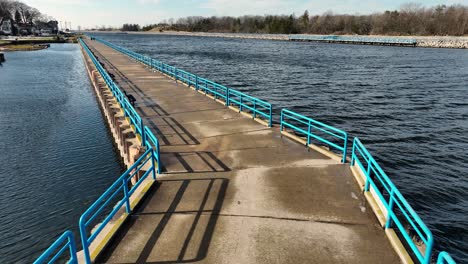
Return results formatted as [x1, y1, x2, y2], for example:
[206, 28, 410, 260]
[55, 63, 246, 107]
[85, 39, 399, 264]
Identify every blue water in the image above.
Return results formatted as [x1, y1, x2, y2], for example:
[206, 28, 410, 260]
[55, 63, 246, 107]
[0, 44, 123, 263]
[96, 33, 468, 263]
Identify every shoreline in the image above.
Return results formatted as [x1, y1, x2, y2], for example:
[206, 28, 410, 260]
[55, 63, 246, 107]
[0, 44, 49, 51]
[0, 35, 81, 51]
[93, 31, 468, 49]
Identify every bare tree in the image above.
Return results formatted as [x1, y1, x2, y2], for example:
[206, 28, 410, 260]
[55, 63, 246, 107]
[139, 3, 468, 36]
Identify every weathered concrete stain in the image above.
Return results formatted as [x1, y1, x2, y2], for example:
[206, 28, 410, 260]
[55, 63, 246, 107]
[85, 39, 400, 264]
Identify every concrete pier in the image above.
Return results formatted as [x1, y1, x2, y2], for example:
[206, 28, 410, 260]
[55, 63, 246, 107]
[82, 39, 400, 264]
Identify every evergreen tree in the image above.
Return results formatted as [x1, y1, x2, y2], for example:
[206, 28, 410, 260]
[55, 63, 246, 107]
[15, 10, 22, 23]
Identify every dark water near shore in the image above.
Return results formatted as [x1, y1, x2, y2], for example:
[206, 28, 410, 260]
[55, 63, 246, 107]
[0, 44, 123, 263]
[97, 33, 468, 262]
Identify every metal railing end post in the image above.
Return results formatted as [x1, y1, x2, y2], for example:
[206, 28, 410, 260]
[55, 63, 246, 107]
[122, 178, 131, 213]
[350, 138, 357, 166]
[140, 119, 145, 146]
[342, 133, 348, 163]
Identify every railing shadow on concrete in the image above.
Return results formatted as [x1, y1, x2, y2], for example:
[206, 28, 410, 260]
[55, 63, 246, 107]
[89, 43, 201, 149]
[95, 177, 229, 263]
[93, 36, 273, 128]
[161, 151, 231, 174]
[89, 44, 147, 98]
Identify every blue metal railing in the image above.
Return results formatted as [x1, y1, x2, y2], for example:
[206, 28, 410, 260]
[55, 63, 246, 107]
[79, 148, 156, 263]
[79, 38, 161, 173]
[92, 36, 273, 127]
[229, 89, 273, 126]
[33, 231, 77, 264]
[280, 109, 348, 163]
[437, 252, 456, 264]
[197, 77, 229, 103]
[33, 36, 457, 264]
[351, 137, 434, 264]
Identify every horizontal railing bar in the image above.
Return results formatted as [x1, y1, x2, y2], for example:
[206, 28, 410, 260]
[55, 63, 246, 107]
[128, 169, 153, 196]
[281, 109, 348, 163]
[229, 99, 270, 118]
[33, 231, 77, 264]
[308, 133, 344, 151]
[88, 198, 127, 244]
[282, 121, 309, 136]
[282, 109, 347, 136]
[126, 155, 151, 180]
[84, 186, 122, 227]
[437, 252, 456, 264]
[229, 89, 271, 106]
[48, 243, 69, 264]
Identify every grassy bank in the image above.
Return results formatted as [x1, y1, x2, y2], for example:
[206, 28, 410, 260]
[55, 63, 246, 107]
[0, 44, 49, 51]
[0, 35, 82, 51]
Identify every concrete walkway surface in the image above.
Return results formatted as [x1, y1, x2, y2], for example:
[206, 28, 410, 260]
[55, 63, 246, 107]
[84, 39, 399, 264]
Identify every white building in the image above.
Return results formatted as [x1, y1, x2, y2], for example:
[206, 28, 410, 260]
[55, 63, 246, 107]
[0, 18, 13, 35]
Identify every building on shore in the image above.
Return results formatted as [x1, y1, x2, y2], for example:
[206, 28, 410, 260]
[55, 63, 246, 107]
[0, 17, 58, 36]
[0, 18, 13, 35]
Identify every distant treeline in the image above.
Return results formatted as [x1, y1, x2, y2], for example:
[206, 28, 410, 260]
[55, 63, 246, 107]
[122, 23, 140, 31]
[125, 3, 468, 36]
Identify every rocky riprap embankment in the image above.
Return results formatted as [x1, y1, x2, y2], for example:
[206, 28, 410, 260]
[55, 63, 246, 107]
[138, 31, 468, 49]
[414, 37, 468, 49]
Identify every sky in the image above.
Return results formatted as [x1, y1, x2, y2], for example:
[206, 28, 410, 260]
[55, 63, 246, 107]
[22, 0, 468, 29]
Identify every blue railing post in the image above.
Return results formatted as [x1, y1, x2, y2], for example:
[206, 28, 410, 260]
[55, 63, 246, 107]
[351, 138, 357, 166]
[33, 231, 78, 264]
[253, 101, 257, 119]
[122, 178, 131, 213]
[156, 139, 161, 174]
[68, 234, 78, 264]
[385, 189, 395, 229]
[226, 88, 230, 106]
[151, 148, 157, 180]
[240, 96, 243, 112]
[342, 134, 348, 163]
[364, 161, 371, 192]
[140, 119, 145, 146]
[269, 106, 272, 127]
[280, 110, 284, 131]
[307, 120, 312, 146]
[424, 238, 434, 264]
[195, 76, 199, 90]
[79, 220, 92, 264]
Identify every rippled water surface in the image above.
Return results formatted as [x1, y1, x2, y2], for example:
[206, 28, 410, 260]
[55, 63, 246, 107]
[97, 33, 468, 262]
[0, 44, 123, 263]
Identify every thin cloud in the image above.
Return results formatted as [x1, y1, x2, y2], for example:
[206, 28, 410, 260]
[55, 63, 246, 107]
[201, 0, 297, 16]
[135, 0, 160, 4]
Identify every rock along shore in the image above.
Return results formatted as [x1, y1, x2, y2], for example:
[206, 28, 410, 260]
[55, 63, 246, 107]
[127, 31, 468, 49]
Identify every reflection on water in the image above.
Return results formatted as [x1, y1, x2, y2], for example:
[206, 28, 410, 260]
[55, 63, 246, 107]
[0, 44, 123, 263]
